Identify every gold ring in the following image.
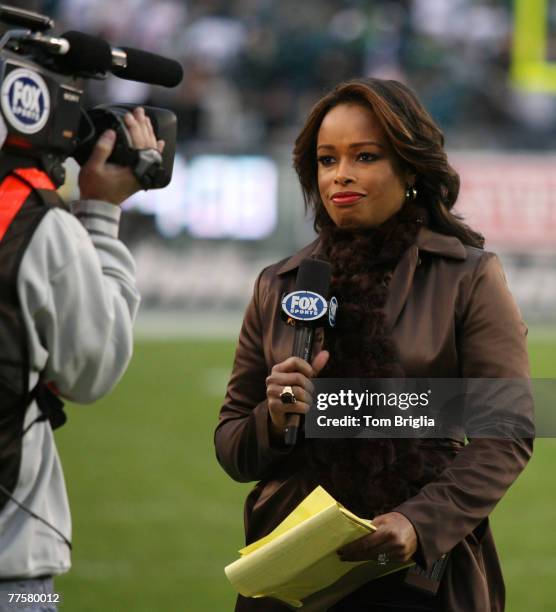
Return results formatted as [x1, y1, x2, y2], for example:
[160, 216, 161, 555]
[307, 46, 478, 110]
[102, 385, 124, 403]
[279, 386, 296, 404]
[377, 553, 389, 566]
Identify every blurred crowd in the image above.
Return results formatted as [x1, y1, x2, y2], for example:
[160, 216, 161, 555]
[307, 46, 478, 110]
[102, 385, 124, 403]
[33, 0, 556, 151]
[4, 0, 554, 316]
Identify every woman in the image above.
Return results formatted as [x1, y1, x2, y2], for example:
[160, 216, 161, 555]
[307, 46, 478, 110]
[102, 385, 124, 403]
[214, 78, 533, 611]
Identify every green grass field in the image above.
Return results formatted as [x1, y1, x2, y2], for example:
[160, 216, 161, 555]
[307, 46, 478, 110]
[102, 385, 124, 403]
[54, 338, 556, 611]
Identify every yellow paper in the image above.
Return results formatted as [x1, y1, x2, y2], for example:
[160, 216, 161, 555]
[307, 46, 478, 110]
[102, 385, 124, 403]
[225, 486, 413, 608]
[239, 486, 371, 556]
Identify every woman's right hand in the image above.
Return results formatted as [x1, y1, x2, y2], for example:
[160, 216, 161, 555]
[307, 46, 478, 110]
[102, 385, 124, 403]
[265, 350, 329, 434]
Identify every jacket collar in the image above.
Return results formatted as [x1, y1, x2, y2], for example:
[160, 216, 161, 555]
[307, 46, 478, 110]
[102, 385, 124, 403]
[276, 226, 467, 275]
[277, 239, 321, 275]
[415, 226, 467, 260]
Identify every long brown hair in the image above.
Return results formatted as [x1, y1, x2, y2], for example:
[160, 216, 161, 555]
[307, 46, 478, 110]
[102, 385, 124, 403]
[293, 78, 484, 248]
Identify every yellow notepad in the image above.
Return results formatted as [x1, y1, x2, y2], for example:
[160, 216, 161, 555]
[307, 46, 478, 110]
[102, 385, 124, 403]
[225, 486, 413, 608]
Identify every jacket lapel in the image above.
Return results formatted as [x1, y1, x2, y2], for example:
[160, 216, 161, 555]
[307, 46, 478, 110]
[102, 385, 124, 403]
[385, 227, 467, 328]
[384, 243, 420, 329]
[276, 238, 321, 275]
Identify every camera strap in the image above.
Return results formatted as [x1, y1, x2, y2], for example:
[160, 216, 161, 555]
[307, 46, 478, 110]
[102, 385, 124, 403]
[132, 148, 164, 189]
[5, 167, 64, 207]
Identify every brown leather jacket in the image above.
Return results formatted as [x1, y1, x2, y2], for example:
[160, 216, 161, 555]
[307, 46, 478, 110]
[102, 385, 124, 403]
[215, 227, 533, 611]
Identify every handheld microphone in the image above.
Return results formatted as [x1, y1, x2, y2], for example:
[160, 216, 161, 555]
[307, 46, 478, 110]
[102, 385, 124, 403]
[56, 31, 183, 87]
[280, 258, 335, 446]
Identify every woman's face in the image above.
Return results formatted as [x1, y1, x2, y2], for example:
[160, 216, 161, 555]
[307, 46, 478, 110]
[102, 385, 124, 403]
[316, 102, 411, 229]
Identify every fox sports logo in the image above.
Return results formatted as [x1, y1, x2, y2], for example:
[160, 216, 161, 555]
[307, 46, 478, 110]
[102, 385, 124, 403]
[1, 69, 51, 134]
[282, 291, 328, 321]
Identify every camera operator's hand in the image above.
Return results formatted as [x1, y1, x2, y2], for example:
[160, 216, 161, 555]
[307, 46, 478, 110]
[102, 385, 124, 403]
[78, 107, 165, 205]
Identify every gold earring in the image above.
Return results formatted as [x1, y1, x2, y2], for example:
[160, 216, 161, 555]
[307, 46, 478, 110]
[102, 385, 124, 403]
[405, 185, 417, 201]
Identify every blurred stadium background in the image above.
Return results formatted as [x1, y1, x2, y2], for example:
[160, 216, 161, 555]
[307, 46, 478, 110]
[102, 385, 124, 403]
[8, 0, 556, 609]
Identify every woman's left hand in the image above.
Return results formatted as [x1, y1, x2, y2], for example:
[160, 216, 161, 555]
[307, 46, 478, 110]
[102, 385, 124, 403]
[337, 512, 418, 563]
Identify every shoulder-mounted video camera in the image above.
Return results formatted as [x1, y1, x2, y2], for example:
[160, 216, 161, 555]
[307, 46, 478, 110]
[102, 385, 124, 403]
[0, 4, 183, 188]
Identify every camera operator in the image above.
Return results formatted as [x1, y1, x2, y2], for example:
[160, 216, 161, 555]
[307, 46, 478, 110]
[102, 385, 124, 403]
[0, 106, 163, 611]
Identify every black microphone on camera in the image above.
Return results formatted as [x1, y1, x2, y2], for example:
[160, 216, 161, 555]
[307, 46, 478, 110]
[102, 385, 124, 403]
[112, 46, 184, 88]
[280, 258, 337, 446]
[53, 31, 183, 87]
